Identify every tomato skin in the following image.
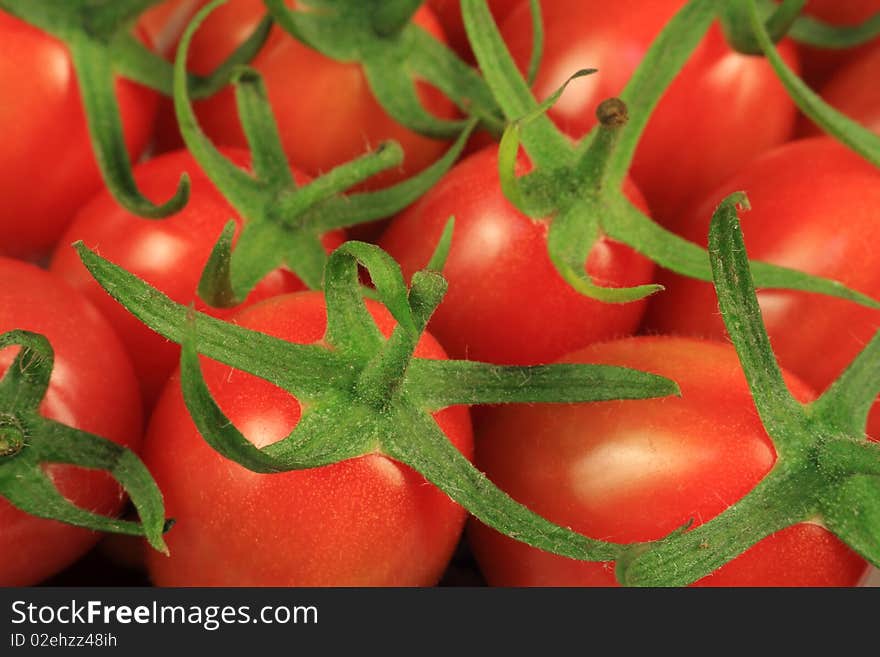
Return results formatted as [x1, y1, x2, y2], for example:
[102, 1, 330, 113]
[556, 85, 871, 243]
[0, 258, 142, 586]
[380, 145, 654, 366]
[0, 13, 157, 260]
[139, 0, 208, 56]
[643, 138, 880, 436]
[500, 0, 799, 226]
[427, 0, 520, 60]
[802, 40, 880, 136]
[166, 0, 457, 190]
[469, 336, 867, 587]
[799, 0, 880, 86]
[49, 148, 343, 409]
[144, 291, 473, 586]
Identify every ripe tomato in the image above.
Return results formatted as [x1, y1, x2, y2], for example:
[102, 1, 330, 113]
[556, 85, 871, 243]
[144, 291, 473, 586]
[799, 0, 880, 86]
[469, 336, 868, 586]
[49, 148, 342, 409]
[0, 12, 158, 260]
[139, 0, 208, 56]
[802, 39, 880, 135]
[167, 0, 458, 190]
[499, 0, 799, 226]
[427, 0, 520, 61]
[380, 145, 654, 366]
[0, 258, 142, 586]
[643, 138, 880, 437]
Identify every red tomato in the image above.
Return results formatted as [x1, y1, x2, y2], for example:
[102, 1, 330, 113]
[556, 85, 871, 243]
[139, 0, 208, 56]
[499, 0, 799, 227]
[49, 149, 343, 409]
[0, 12, 158, 260]
[144, 291, 473, 586]
[469, 336, 868, 586]
[0, 258, 142, 586]
[427, 0, 520, 61]
[800, 0, 880, 86]
[643, 137, 880, 437]
[380, 145, 655, 365]
[802, 39, 880, 135]
[164, 0, 458, 190]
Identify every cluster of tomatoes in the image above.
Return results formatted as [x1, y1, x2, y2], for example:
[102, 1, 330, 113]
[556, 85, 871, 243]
[2, 0, 880, 588]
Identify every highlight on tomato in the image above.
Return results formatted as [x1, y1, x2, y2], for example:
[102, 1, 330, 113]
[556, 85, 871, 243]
[49, 149, 328, 408]
[380, 145, 655, 366]
[0, 258, 144, 585]
[499, 0, 800, 225]
[469, 336, 868, 586]
[143, 291, 473, 586]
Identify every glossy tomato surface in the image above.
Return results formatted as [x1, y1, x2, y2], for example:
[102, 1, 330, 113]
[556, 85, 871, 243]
[0, 12, 157, 260]
[644, 138, 880, 436]
[500, 0, 799, 225]
[0, 258, 142, 585]
[145, 291, 473, 586]
[174, 0, 457, 190]
[49, 149, 341, 409]
[469, 336, 867, 586]
[139, 0, 208, 56]
[380, 145, 655, 365]
[803, 39, 880, 135]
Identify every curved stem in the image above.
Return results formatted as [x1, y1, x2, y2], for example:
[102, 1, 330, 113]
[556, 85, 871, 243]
[745, 0, 880, 168]
[790, 10, 880, 48]
[75, 242, 345, 397]
[720, 0, 806, 54]
[708, 193, 808, 443]
[383, 404, 627, 562]
[616, 470, 816, 586]
[461, 0, 571, 169]
[174, 2, 267, 219]
[603, 0, 718, 190]
[0, 331, 54, 412]
[813, 331, 880, 436]
[70, 32, 190, 218]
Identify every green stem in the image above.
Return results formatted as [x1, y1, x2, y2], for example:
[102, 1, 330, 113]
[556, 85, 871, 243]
[817, 439, 880, 478]
[574, 98, 628, 190]
[617, 470, 817, 586]
[789, 9, 880, 48]
[383, 404, 627, 562]
[720, 0, 806, 54]
[745, 0, 880, 169]
[372, 0, 423, 37]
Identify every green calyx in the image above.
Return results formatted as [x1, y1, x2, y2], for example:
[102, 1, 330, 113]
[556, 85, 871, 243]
[0, 415, 25, 458]
[263, 0, 504, 137]
[0, 0, 271, 219]
[617, 193, 880, 586]
[74, 186, 880, 585]
[0, 330, 168, 553]
[75, 236, 684, 566]
[465, 0, 880, 309]
[176, 0, 477, 307]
